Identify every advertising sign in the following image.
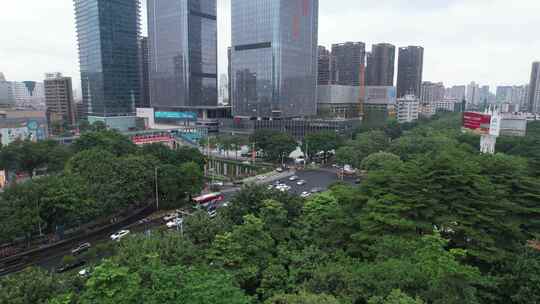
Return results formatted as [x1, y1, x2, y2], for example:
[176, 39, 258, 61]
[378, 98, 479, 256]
[463, 112, 491, 135]
[155, 111, 197, 121]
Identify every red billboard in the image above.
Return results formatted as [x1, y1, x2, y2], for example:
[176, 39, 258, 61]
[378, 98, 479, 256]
[463, 112, 491, 135]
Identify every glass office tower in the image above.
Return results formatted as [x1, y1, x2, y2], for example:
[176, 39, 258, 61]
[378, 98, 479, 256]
[148, 0, 218, 110]
[231, 0, 319, 118]
[73, 0, 141, 117]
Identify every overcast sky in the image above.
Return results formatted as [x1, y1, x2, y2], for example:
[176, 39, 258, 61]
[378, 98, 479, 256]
[1, 0, 538, 95]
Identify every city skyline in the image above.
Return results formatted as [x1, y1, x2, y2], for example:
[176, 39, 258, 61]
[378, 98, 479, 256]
[0, 0, 539, 93]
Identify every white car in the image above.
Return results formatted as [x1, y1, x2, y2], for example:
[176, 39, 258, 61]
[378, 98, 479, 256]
[257, 175, 267, 181]
[300, 191, 311, 198]
[163, 213, 178, 222]
[297, 180, 307, 186]
[166, 218, 183, 229]
[110, 230, 130, 241]
[289, 176, 299, 181]
[208, 210, 217, 218]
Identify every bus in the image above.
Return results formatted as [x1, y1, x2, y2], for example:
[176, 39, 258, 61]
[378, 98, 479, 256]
[193, 192, 224, 208]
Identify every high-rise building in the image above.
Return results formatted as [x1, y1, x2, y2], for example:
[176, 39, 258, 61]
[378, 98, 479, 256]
[138, 36, 150, 108]
[44, 73, 76, 128]
[0, 73, 15, 108]
[510, 85, 528, 109]
[466, 82, 481, 106]
[331, 42, 365, 86]
[479, 85, 490, 104]
[420, 81, 445, 103]
[148, 0, 218, 110]
[231, 0, 318, 118]
[446, 85, 467, 101]
[396, 46, 424, 98]
[528, 62, 540, 113]
[74, 0, 141, 118]
[318, 46, 330, 85]
[496, 86, 513, 104]
[228, 47, 232, 105]
[366, 43, 395, 86]
[13, 81, 45, 109]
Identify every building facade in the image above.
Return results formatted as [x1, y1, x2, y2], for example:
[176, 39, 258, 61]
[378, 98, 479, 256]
[496, 86, 513, 104]
[528, 62, 540, 113]
[138, 36, 151, 108]
[318, 46, 330, 85]
[466, 82, 481, 106]
[446, 85, 466, 101]
[396, 95, 419, 123]
[0, 73, 15, 108]
[74, 0, 141, 118]
[420, 81, 445, 103]
[366, 43, 395, 86]
[231, 0, 319, 118]
[148, 0, 218, 111]
[317, 85, 361, 118]
[44, 73, 76, 131]
[396, 46, 423, 98]
[13, 81, 45, 109]
[331, 42, 365, 86]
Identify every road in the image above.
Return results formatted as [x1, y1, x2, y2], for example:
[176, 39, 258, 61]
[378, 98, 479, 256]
[3, 168, 353, 276]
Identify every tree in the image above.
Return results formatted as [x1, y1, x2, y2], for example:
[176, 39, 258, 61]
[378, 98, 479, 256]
[251, 130, 297, 163]
[72, 130, 137, 156]
[0, 267, 62, 304]
[79, 260, 142, 304]
[368, 290, 424, 304]
[265, 292, 340, 304]
[360, 152, 403, 172]
[383, 119, 403, 140]
[501, 247, 540, 303]
[303, 131, 343, 161]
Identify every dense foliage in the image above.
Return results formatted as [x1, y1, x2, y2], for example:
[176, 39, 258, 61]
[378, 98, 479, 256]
[1, 114, 540, 303]
[0, 131, 205, 243]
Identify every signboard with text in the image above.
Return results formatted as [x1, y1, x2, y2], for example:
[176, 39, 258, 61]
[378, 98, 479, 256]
[463, 112, 491, 135]
[155, 111, 197, 121]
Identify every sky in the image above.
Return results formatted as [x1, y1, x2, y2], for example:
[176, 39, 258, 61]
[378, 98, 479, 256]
[0, 0, 539, 96]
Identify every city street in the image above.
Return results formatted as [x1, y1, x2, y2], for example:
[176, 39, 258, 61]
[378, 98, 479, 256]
[3, 168, 354, 277]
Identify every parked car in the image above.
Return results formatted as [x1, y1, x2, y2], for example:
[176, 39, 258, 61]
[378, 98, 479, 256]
[71, 242, 91, 256]
[166, 218, 183, 229]
[208, 210, 217, 218]
[56, 260, 86, 273]
[276, 167, 284, 173]
[110, 230, 130, 241]
[300, 191, 311, 198]
[296, 180, 307, 186]
[310, 187, 323, 193]
[289, 176, 299, 181]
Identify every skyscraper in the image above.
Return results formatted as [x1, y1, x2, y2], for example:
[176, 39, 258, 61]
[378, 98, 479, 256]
[44, 73, 76, 128]
[331, 42, 365, 86]
[420, 81, 445, 103]
[396, 46, 424, 98]
[231, 0, 318, 118]
[496, 86, 513, 104]
[148, 0, 218, 110]
[466, 82, 481, 106]
[366, 43, 395, 86]
[0, 73, 15, 107]
[318, 46, 330, 85]
[528, 62, 540, 113]
[73, 0, 141, 118]
[138, 36, 150, 108]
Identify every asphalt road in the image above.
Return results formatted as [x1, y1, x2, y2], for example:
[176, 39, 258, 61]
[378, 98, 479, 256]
[6, 168, 353, 276]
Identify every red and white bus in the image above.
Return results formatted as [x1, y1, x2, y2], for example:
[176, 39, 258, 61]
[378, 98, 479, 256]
[193, 192, 224, 207]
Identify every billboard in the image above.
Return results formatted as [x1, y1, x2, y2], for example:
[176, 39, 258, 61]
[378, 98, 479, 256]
[155, 111, 197, 121]
[463, 112, 491, 135]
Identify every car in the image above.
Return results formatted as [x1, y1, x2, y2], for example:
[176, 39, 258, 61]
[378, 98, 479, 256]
[138, 218, 150, 224]
[211, 181, 224, 187]
[297, 180, 307, 186]
[71, 242, 91, 256]
[273, 180, 281, 186]
[78, 268, 90, 277]
[310, 187, 323, 193]
[267, 185, 274, 190]
[276, 167, 284, 173]
[222, 201, 230, 207]
[163, 213, 178, 222]
[300, 191, 311, 198]
[110, 230, 130, 241]
[256, 175, 267, 181]
[56, 260, 86, 273]
[166, 218, 183, 229]
[208, 210, 217, 218]
[289, 176, 299, 181]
